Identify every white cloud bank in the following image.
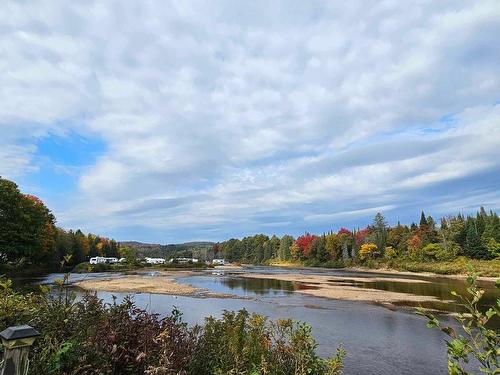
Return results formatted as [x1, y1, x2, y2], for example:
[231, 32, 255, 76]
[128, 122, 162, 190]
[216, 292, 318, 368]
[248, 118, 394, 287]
[1, 1, 500, 241]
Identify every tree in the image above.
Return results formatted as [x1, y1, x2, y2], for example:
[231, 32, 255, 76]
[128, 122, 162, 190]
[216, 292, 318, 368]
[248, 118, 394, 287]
[371, 213, 388, 254]
[119, 246, 136, 264]
[311, 236, 328, 262]
[294, 234, 317, 259]
[325, 234, 341, 260]
[0, 177, 56, 264]
[278, 235, 294, 260]
[359, 243, 378, 260]
[464, 219, 488, 259]
[420, 211, 428, 228]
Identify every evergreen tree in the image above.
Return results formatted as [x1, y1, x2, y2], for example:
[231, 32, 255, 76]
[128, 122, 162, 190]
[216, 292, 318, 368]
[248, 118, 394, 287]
[464, 219, 488, 259]
[372, 212, 388, 253]
[420, 211, 428, 228]
[278, 235, 294, 260]
[476, 212, 486, 238]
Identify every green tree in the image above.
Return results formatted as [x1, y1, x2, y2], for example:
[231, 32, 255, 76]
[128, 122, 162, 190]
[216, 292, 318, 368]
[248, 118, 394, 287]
[465, 219, 488, 259]
[0, 177, 56, 264]
[278, 235, 294, 260]
[371, 212, 388, 254]
[420, 211, 428, 228]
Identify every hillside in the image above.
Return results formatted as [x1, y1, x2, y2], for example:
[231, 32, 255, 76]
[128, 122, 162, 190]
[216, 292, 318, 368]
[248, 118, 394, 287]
[120, 241, 215, 260]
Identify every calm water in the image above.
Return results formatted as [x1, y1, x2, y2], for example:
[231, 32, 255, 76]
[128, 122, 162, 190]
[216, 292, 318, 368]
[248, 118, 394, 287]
[17, 266, 499, 375]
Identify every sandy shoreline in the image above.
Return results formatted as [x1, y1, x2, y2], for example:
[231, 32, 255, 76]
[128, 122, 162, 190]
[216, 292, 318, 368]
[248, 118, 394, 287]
[75, 270, 237, 299]
[268, 263, 499, 282]
[238, 272, 448, 304]
[74, 268, 451, 306]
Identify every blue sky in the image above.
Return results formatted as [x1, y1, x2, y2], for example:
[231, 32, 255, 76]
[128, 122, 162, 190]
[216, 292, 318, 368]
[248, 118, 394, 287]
[1, 1, 500, 243]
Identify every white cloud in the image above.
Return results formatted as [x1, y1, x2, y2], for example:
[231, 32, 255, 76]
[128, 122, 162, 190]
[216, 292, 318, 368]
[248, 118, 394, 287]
[1, 0, 499, 240]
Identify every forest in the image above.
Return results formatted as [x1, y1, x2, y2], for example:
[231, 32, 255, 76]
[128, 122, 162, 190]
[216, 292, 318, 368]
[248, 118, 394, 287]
[0, 177, 119, 272]
[1, 175, 499, 276]
[214, 209, 500, 275]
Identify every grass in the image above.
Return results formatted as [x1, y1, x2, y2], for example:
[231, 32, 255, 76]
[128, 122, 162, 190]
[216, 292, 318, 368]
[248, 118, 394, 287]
[269, 257, 500, 277]
[380, 257, 500, 277]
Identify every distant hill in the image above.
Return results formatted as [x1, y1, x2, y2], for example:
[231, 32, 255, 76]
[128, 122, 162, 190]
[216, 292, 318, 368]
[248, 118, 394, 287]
[120, 241, 215, 260]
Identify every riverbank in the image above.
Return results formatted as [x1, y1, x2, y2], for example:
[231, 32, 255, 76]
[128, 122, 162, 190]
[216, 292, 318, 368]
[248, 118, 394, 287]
[74, 267, 450, 308]
[268, 257, 500, 278]
[238, 271, 449, 306]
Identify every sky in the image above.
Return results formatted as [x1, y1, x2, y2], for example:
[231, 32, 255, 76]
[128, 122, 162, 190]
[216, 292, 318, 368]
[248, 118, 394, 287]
[1, 1, 500, 243]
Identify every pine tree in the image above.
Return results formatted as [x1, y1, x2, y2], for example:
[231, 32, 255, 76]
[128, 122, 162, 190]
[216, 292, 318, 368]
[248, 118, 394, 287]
[476, 212, 486, 237]
[465, 219, 488, 259]
[420, 211, 428, 228]
[372, 212, 388, 253]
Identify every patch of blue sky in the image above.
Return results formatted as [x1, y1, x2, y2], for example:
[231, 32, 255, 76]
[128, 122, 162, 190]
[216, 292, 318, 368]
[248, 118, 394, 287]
[17, 131, 106, 200]
[36, 131, 106, 167]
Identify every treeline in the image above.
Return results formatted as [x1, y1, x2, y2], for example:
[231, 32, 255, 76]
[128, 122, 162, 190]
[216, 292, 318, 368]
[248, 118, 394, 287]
[0, 176, 119, 269]
[215, 209, 500, 265]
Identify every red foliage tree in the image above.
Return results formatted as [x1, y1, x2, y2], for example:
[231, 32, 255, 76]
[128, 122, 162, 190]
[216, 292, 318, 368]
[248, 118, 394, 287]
[294, 234, 317, 258]
[355, 227, 371, 246]
[337, 228, 352, 236]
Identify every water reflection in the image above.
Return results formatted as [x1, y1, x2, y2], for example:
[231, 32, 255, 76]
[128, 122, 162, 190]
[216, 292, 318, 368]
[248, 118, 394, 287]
[326, 277, 498, 312]
[178, 275, 305, 296]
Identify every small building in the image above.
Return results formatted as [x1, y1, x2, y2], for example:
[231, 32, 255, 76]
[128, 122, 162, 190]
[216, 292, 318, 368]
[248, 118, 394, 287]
[212, 258, 225, 265]
[145, 257, 166, 265]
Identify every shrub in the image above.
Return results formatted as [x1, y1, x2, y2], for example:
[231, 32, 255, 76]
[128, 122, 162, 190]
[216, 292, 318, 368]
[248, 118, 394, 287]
[0, 276, 344, 375]
[417, 273, 499, 374]
[189, 310, 344, 375]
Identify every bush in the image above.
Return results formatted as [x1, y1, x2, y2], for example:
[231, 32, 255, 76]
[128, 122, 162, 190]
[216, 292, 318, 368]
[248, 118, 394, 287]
[188, 310, 344, 375]
[417, 273, 499, 374]
[0, 275, 343, 375]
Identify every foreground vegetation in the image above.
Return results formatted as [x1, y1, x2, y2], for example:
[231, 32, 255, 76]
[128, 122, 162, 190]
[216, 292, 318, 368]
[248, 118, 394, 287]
[1, 270, 497, 374]
[417, 273, 500, 374]
[0, 273, 344, 375]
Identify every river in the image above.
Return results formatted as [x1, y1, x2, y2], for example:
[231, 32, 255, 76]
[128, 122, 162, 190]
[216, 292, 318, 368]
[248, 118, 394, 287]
[16, 266, 499, 375]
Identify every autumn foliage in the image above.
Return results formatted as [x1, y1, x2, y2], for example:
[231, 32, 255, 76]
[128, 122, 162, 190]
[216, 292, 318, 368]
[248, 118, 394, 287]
[294, 234, 317, 258]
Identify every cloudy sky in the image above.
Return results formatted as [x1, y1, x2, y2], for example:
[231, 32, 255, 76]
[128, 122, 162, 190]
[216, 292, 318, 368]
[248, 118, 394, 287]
[1, 1, 500, 243]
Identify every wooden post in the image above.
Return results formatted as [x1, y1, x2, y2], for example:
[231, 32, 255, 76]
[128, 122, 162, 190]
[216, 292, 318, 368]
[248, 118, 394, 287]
[0, 325, 39, 375]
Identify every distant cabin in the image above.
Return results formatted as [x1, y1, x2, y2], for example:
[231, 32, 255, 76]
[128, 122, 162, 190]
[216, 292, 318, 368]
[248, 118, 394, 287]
[212, 258, 225, 265]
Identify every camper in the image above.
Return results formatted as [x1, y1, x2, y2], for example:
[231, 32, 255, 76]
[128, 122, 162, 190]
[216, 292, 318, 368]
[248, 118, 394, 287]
[170, 257, 198, 264]
[212, 258, 225, 265]
[90, 257, 119, 265]
[145, 257, 166, 265]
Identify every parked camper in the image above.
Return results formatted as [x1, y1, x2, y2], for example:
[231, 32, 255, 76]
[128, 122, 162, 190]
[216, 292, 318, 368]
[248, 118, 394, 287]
[171, 257, 198, 264]
[145, 257, 166, 265]
[212, 258, 225, 265]
[90, 257, 119, 265]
